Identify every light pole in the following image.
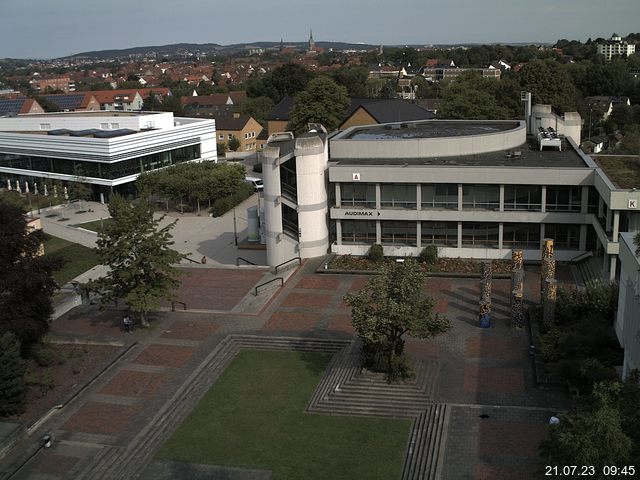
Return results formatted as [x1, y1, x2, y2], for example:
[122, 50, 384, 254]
[232, 207, 238, 246]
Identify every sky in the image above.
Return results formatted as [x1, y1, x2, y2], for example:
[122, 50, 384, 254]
[0, 0, 639, 59]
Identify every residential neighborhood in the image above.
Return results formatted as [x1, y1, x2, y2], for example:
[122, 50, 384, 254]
[0, 6, 639, 479]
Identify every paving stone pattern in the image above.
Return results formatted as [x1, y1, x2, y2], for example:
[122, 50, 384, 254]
[3, 261, 573, 480]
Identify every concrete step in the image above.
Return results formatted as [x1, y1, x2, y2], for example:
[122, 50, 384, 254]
[402, 404, 449, 480]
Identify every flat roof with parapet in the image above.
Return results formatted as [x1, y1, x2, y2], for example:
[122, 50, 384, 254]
[331, 137, 589, 168]
[344, 121, 520, 140]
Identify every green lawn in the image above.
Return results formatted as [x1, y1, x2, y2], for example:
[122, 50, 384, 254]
[157, 350, 411, 480]
[74, 218, 112, 233]
[43, 235, 100, 285]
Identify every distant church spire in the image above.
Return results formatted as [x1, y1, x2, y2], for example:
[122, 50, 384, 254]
[280, 38, 284, 52]
[308, 29, 315, 53]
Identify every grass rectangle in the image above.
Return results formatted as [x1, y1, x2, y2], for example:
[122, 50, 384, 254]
[43, 235, 99, 285]
[74, 218, 111, 232]
[157, 350, 411, 480]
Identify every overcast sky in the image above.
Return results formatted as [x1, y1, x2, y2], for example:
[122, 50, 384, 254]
[1, 0, 639, 59]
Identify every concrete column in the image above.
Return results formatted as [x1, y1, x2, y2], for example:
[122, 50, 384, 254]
[336, 220, 342, 245]
[416, 184, 422, 211]
[498, 223, 504, 250]
[613, 211, 620, 242]
[335, 183, 341, 208]
[610, 255, 617, 282]
[579, 224, 587, 251]
[511, 289, 524, 328]
[540, 224, 545, 249]
[458, 184, 463, 211]
[598, 196, 603, 218]
[376, 220, 381, 244]
[499, 185, 505, 212]
[263, 147, 284, 267]
[416, 221, 422, 249]
[581, 185, 589, 214]
[457, 221, 463, 249]
[541, 185, 547, 213]
[375, 183, 381, 210]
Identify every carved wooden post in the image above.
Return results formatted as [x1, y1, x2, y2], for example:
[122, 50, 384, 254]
[540, 238, 555, 303]
[511, 289, 524, 328]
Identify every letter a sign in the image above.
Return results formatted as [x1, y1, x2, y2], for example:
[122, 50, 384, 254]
[352, 173, 361, 181]
[629, 199, 638, 209]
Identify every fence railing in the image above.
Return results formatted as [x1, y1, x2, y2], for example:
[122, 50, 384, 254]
[254, 277, 283, 296]
[236, 256, 256, 266]
[274, 257, 301, 274]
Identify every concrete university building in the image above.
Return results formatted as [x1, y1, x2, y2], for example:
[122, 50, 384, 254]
[0, 111, 216, 200]
[261, 106, 640, 285]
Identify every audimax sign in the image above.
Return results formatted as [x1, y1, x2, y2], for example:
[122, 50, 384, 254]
[344, 211, 381, 216]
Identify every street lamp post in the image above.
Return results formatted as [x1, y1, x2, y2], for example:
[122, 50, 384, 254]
[232, 207, 238, 246]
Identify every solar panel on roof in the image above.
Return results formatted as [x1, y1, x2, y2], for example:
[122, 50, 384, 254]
[93, 129, 137, 138]
[0, 99, 26, 115]
[42, 94, 84, 110]
[69, 129, 102, 137]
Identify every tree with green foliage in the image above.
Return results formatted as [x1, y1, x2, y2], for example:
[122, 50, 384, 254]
[227, 135, 241, 152]
[142, 91, 163, 111]
[343, 258, 451, 380]
[539, 382, 634, 475]
[0, 332, 26, 417]
[71, 166, 92, 211]
[330, 65, 369, 98]
[0, 203, 63, 350]
[241, 96, 274, 127]
[87, 196, 184, 327]
[438, 73, 509, 120]
[519, 59, 578, 112]
[287, 76, 350, 134]
[246, 63, 314, 104]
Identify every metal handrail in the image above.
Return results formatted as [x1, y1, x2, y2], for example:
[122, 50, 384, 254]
[236, 256, 256, 266]
[254, 277, 283, 296]
[274, 256, 301, 274]
[171, 301, 187, 311]
[569, 251, 593, 263]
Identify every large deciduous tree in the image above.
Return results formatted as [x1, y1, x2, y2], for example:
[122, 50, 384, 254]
[287, 76, 350, 134]
[87, 196, 184, 327]
[519, 59, 578, 112]
[343, 258, 451, 380]
[0, 203, 62, 349]
[539, 381, 636, 473]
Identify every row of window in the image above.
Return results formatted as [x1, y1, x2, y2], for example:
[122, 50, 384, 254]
[339, 183, 598, 213]
[341, 220, 582, 250]
[0, 145, 200, 180]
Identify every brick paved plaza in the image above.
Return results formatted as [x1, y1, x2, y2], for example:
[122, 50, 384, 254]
[3, 260, 572, 479]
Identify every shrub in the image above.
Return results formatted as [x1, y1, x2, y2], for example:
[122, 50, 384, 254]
[0, 333, 26, 417]
[210, 183, 254, 217]
[368, 244, 384, 263]
[419, 245, 438, 264]
[24, 370, 55, 398]
[30, 342, 65, 367]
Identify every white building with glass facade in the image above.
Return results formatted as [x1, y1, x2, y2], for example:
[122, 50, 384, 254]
[0, 111, 216, 200]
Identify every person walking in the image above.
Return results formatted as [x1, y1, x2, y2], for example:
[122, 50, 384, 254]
[123, 314, 132, 333]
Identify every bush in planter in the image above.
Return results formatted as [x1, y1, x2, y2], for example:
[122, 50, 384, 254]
[419, 245, 438, 264]
[368, 243, 384, 263]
